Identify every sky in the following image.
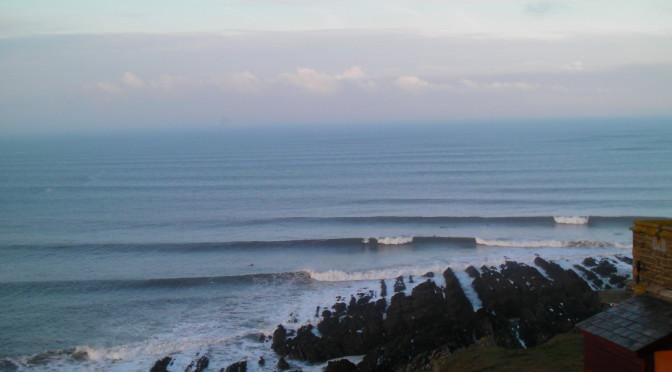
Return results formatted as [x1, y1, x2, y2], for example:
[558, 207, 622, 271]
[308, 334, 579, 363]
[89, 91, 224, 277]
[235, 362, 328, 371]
[1, 0, 671, 133]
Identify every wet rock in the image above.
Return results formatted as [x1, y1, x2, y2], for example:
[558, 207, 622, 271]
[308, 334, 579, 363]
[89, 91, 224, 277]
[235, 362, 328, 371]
[422, 271, 434, 278]
[574, 264, 604, 288]
[393, 276, 406, 293]
[380, 280, 387, 297]
[465, 265, 480, 278]
[224, 360, 246, 372]
[149, 356, 173, 372]
[615, 255, 633, 265]
[258, 357, 265, 366]
[408, 275, 414, 283]
[609, 273, 629, 288]
[582, 257, 598, 267]
[591, 258, 617, 277]
[332, 302, 346, 314]
[324, 359, 358, 372]
[272, 325, 290, 356]
[185, 355, 209, 372]
[277, 357, 290, 370]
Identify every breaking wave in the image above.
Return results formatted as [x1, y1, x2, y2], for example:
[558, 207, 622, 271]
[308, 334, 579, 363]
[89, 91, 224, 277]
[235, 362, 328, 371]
[475, 237, 625, 248]
[307, 265, 448, 282]
[554, 216, 590, 225]
[363, 236, 414, 245]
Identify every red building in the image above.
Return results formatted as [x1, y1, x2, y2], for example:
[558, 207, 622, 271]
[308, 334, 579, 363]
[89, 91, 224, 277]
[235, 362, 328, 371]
[577, 220, 672, 372]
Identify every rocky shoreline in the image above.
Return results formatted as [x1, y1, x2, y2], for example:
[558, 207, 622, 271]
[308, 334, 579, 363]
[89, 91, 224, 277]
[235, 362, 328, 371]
[151, 255, 632, 372]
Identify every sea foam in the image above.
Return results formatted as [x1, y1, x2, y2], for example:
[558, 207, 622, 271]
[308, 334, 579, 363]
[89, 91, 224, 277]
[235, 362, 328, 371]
[362, 236, 414, 245]
[553, 216, 590, 225]
[475, 237, 618, 248]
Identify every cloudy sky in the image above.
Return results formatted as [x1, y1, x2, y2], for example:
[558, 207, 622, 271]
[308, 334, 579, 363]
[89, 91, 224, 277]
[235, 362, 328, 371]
[1, 0, 671, 133]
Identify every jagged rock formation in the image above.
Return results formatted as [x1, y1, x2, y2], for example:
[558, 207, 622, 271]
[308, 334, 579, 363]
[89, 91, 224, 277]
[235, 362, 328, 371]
[270, 257, 618, 372]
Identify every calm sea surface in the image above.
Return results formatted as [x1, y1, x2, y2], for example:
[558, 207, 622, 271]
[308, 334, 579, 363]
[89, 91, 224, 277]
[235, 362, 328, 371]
[0, 119, 670, 371]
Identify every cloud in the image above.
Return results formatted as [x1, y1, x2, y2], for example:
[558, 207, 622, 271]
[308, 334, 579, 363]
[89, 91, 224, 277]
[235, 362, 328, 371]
[97, 81, 122, 94]
[460, 78, 539, 91]
[394, 75, 435, 93]
[278, 68, 341, 95]
[121, 72, 145, 89]
[564, 61, 585, 71]
[149, 74, 193, 92]
[335, 66, 377, 91]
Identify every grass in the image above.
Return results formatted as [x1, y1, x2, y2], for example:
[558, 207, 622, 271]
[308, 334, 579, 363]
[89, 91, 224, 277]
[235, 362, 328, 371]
[432, 332, 584, 372]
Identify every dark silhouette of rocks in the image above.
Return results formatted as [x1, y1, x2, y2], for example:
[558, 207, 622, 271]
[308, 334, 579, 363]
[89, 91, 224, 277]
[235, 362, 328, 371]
[270, 256, 609, 371]
[277, 357, 290, 370]
[224, 360, 246, 372]
[149, 357, 173, 372]
[393, 276, 406, 293]
[324, 359, 358, 372]
[184, 355, 209, 372]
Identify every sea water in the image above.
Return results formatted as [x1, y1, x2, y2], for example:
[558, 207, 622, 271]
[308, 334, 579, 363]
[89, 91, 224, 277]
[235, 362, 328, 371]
[0, 119, 671, 371]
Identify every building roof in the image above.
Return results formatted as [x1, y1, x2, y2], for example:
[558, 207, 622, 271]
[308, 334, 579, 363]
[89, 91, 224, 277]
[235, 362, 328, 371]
[577, 295, 672, 352]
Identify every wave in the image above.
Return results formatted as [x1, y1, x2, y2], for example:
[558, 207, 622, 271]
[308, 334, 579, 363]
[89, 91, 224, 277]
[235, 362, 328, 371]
[243, 215, 651, 226]
[0, 272, 312, 295]
[307, 265, 450, 282]
[363, 236, 413, 245]
[475, 237, 628, 249]
[554, 216, 589, 225]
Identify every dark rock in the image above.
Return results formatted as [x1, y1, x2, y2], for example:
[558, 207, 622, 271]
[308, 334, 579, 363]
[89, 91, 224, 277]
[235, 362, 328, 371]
[315, 306, 321, 317]
[0, 360, 18, 372]
[332, 302, 346, 314]
[443, 267, 475, 320]
[380, 280, 387, 297]
[271, 257, 604, 372]
[258, 357, 265, 366]
[582, 257, 597, 267]
[225, 360, 246, 372]
[277, 357, 290, 370]
[422, 271, 434, 278]
[272, 325, 290, 356]
[615, 255, 633, 265]
[408, 275, 414, 283]
[149, 357, 172, 372]
[190, 355, 209, 372]
[324, 359, 358, 372]
[393, 276, 406, 293]
[574, 264, 604, 288]
[465, 265, 480, 278]
[609, 273, 628, 288]
[591, 258, 617, 277]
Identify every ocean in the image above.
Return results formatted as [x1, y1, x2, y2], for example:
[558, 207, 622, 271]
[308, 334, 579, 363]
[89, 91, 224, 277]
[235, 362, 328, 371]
[0, 119, 670, 371]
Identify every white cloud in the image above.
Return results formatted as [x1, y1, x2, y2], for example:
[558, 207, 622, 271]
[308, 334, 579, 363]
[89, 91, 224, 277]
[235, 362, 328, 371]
[335, 66, 377, 91]
[149, 74, 192, 92]
[121, 72, 145, 89]
[278, 68, 341, 95]
[97, 81, 122, 94]
[564, 61, 585, 71]
[394, 75, 435, 93]
[228, 71, 262, 94]
[460, 78, 539, 91]
[335, 66, 367, 80]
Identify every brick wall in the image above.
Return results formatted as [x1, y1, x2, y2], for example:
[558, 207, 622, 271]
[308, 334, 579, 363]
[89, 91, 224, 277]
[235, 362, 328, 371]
[631, 220, 672, 292]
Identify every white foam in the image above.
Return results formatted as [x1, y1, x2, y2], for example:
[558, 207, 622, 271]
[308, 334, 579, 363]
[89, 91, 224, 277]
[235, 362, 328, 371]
[554, 216, 589, 225]
[307, 265, 448, 282]
[475, 237, 618, 249]
[362, 236, 413, 245]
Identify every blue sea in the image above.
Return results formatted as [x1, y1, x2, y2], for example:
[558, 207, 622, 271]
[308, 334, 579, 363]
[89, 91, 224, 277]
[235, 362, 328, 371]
[1, 119, 671, 371]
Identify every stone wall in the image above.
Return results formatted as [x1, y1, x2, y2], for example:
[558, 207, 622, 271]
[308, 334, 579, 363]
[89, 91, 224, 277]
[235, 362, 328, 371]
[631, 220, 672, 300]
